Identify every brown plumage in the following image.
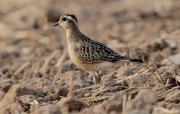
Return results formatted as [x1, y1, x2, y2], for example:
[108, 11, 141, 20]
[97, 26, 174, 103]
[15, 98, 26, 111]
[54, 14, 143, 85]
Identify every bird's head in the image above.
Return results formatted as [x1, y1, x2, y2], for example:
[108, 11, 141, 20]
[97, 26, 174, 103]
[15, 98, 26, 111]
[54, 14, 78, 29]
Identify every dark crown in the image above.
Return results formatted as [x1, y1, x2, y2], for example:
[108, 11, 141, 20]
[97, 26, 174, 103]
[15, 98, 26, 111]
[65, 14, 78, 23]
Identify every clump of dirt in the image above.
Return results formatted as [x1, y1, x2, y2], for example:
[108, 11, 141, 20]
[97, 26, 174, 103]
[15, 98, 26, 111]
[57, 97, 87, 113]
[125, 89, 157, 114]
[33, 104, 61, 114]
[16, 78, 69, 98]
[82, 94, 123, 114]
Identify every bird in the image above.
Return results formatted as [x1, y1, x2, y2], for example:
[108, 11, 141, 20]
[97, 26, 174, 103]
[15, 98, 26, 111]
[54, 14, 143, 85]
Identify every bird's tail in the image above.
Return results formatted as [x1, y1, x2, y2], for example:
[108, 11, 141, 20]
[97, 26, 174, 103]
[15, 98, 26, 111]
[129, 58, 143, 63]
[118, 57, 143, 63]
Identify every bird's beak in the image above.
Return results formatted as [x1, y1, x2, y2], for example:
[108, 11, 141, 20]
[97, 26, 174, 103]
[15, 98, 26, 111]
[53, 22, 60, 26]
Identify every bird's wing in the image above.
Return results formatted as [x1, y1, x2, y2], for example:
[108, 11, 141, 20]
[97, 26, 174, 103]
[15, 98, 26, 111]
[78, 40, 126, 63]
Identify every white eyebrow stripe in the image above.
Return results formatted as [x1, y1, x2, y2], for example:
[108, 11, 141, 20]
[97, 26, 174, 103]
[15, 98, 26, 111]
[64, 15, 77, 24]
[63, 15, 73, 20]
[66, 15, 73, 20]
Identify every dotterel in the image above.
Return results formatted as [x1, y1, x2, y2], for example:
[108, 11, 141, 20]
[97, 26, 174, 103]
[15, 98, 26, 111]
[54, 14, 143, 85]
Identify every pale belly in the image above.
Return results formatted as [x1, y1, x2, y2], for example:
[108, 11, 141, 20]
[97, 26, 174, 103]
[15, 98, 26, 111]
[79, 62, 118, 71]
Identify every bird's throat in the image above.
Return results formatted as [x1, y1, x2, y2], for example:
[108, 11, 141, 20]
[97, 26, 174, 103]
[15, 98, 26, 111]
[66, 27, 82, 43]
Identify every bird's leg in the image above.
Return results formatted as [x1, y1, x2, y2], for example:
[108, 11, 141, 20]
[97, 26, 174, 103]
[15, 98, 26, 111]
[92, 72, 97, 85]
[96, 71, 101, 84]
[93, 71, 101, 85]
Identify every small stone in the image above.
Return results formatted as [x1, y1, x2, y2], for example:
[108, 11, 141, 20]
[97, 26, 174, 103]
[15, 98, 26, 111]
[84, 93, 91, 97]
[1, 82, 12, 93]
[57, 97, 87, 113]
[161, 53, 180, 65]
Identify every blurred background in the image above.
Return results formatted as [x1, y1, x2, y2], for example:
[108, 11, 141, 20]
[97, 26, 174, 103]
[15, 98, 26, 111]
[0, 0, 180, 63]
[0, 0, 180, 59]
[0, 0, 180, 113]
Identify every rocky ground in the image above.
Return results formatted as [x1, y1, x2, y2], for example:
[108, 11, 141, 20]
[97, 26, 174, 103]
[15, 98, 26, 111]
[0, 0, 180, 114]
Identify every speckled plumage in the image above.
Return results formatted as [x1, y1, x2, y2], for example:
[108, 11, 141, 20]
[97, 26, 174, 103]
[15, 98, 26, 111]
[54, 14, 143, 85]
[75, 34, 126, 63]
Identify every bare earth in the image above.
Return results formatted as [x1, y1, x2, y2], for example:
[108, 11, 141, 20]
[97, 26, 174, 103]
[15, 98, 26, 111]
[0, 0, 180, 114]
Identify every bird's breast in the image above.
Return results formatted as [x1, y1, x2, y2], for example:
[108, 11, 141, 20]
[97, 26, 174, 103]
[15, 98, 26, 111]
[68, 43, 84, 66]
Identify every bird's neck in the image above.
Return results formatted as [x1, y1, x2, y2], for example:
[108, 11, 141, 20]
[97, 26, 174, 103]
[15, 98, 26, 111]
[66, 25, 82, 43]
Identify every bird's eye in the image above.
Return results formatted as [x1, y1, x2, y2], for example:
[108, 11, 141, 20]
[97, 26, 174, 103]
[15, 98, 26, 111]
[62, 17, 66, 21]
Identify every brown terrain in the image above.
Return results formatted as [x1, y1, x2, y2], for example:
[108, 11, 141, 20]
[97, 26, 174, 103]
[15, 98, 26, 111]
[0, 0, 180, 114]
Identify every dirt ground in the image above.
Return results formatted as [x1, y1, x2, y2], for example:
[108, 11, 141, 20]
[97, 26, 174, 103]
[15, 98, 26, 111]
[0, 0, 180, 114]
